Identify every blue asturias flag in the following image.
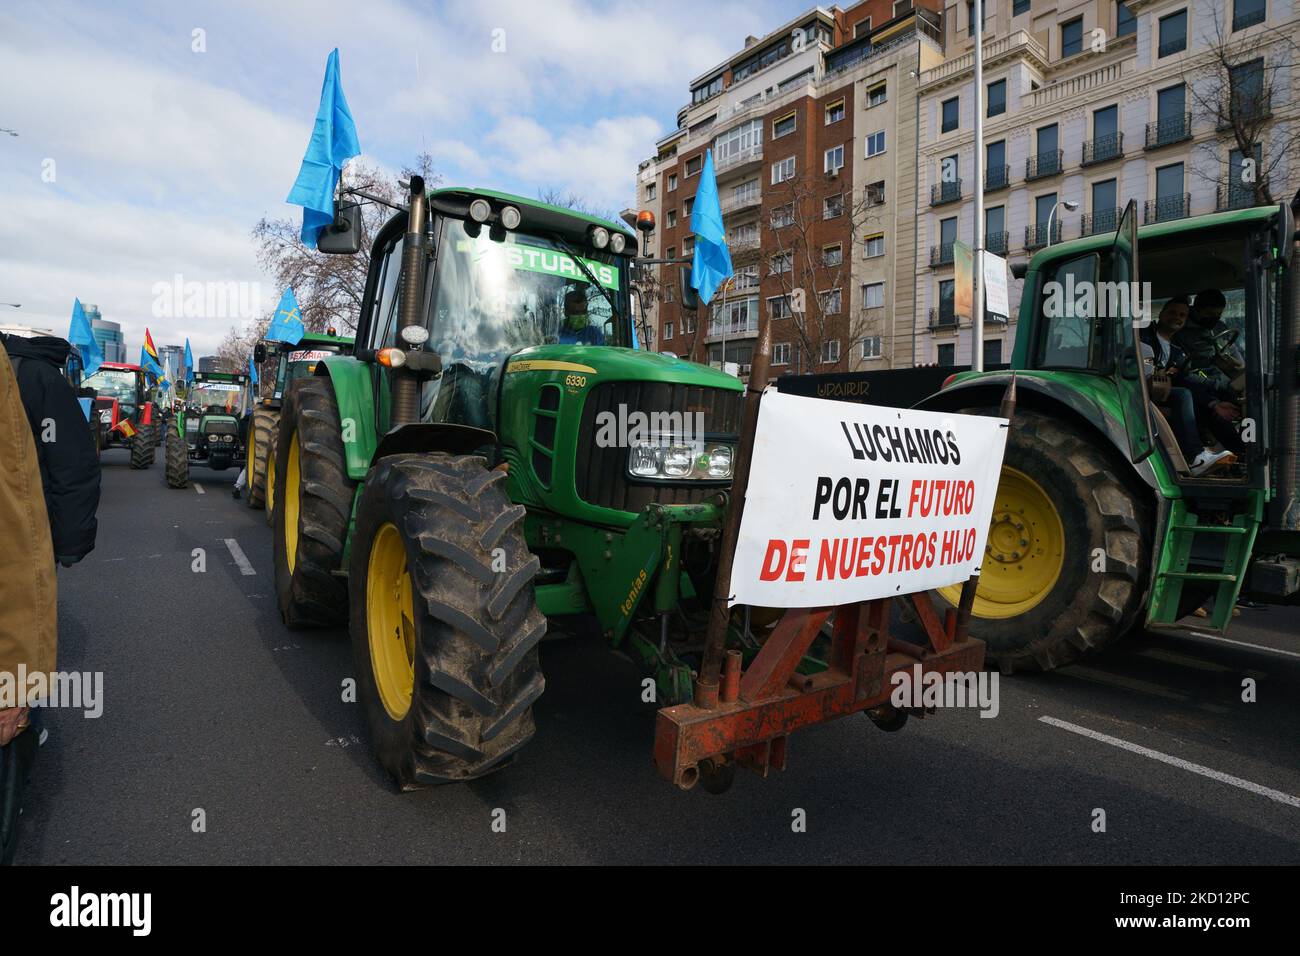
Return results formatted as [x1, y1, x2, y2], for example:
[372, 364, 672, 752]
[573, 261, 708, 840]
[266, 288, 305, 345]
[286, 48, 361, 249]
[67, 298, 103, 376]
[248, 354, 259, 388]
[139, 345, 165, 382]
[689, 149, 733, 306]
[184, 338, 194, 383]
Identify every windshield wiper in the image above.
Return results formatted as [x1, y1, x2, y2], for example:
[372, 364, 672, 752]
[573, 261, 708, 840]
[549, 232, 622, 333]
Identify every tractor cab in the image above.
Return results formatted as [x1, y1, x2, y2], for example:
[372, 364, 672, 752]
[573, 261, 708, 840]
[84, 362, 156, 455]
[254, 330, 355, 407]
[182, 371, 250, 472]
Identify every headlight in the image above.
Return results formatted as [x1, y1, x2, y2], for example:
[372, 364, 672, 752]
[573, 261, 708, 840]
[610, 232, 627, 254]
[627, 441, 735, 480]
[590, 226, 609, 250]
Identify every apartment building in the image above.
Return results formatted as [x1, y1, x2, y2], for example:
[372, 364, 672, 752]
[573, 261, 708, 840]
[914, 0, 1297, 366]
[636, 0, 945, 376]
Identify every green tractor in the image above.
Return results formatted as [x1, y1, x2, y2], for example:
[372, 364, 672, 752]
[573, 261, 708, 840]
[270, 181, 758, 787]
[247, 331, 354, 517]
[164, 370, 251, 489]
[921, 200, 1299, 671]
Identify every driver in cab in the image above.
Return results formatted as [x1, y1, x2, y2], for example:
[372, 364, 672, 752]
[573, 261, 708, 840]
[557, 288, 604, 346]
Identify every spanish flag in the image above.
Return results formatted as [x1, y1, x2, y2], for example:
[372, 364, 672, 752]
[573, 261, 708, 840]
[112, 418, 138, 439]
[143, 328, 159, 361]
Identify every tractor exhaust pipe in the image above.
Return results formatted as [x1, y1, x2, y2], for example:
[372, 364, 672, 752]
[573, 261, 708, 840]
[392, 176, 428, 427]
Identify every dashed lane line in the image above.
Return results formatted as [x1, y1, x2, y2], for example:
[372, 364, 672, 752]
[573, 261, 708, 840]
[193, 482, 205, 495]
[223, 538, 257, 576]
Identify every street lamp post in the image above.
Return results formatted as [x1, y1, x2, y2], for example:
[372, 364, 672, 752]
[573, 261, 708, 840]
[971, 0, 984, 371]
[1045, 200, 1079, 247]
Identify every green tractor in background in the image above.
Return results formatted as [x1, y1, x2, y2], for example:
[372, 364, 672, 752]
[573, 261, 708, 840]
[921, 200, 1299, 671]
[248, 331, 354, 517]
[272, 181, 748, 787]
[164, 370, 251, 489]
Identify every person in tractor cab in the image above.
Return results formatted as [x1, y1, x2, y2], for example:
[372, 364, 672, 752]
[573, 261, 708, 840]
[1174, 288, 1229, 372]
[557, 288, 605, 346]
[1140, 296, 1241, 476]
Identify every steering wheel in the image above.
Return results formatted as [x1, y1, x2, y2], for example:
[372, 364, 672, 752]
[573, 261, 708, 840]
[1212, 326, 1239, 355]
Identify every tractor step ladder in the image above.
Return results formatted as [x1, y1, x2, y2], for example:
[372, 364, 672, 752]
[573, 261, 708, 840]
[1149, 497, 1261, 631]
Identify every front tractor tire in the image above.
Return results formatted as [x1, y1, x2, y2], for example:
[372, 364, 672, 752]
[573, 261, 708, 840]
[939, 408, 1151, 672]
[129, 425, 155, 469]
[349, 454, 546, 788]
[273, 377, 354, 628]
[245, 407, 278, 510]
[163, 428, 188, 488]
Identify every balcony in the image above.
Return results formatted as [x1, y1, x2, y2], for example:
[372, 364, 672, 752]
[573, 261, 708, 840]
[1026, 62, 1124, 110]
[1217, 184, 1259, 211]
[931, 180, 963, 206]
[720, 190, 761, 216]
[728, 233, 761, 253]
[930, 242, 954, 267]
[986, 231, 1009, 255]
[1081, 132, 1124, 166]
[1144, 113, 1191, 150]
[1025, 149, 1063, 181]
[714, 143, 763, 175]
[986, 165, 1010, 191]
[1232, 7, 1266, 30]
[1144, 193, 1190, 224]
[706, 315, 760, 340]
[928, 308, 958, 331]
[918, 30, 1049, 89]
[1081, 207, 1122, 236]
[1025, 222, 1062, 250]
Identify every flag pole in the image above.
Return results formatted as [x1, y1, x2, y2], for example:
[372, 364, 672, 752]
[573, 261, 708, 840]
[972, 0, 985, 372]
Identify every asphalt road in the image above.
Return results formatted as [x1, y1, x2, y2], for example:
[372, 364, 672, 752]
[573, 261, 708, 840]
[15, 449, 1300, 864]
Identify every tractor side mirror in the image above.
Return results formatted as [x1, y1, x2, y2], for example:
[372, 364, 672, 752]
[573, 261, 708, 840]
[318, 200, 363, 255]
[679, 268, 699, 312]
[253, 342, 267, 364]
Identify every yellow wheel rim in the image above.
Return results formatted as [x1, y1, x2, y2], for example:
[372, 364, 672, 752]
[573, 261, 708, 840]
[284, 431, 301, 574]
[939, 467, 1065, 620]
[366, 523, 415, 721]
[248, 426, 257, 488]
[266, 445, 276, 514]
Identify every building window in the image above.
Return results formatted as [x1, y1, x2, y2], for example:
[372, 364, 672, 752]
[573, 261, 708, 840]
[987, 79, 1006, 117]
[1158, 10, 1187, 57]
[862, 282, 885, 308]
[820, 339, 840, 364]
[864, 234, 885, 258]
[1061, 17, 1083, 57]
[692, 75, 723, 104]
[645, 183, 656, 201]
[773, 342, 791, 365]
[983, 339, 1002, 367]
[854, 18, 872, 38]
[1117, 1, 1136, 36]
[937, 343, 956, 365]
[768, 295, 793, 319]
[733, 264, 760, 289]
[685, 156, 701, 177]
[712, 119, 763, 165]
[668, 173, 678, 191]
[825, 99, 845, 124]
[823, 194, 844, 219]
[865, 131, 886, 157]
[1233, 0, 1266, 30]
[823, 244, 843, 267]
[1229, 58, 1266, 122]
[1013, 0, 1030, 15]
[666, 210, 677, 228]
[666, 247, 676, 260]
[771, 156, 796, 184]
[773, 113, 797, 139]
[865, 181, 886, 205]
[824, 145, 845, 173]
[941, 97, 959, 133]
[770, 204, 795, 228]
[683, 237, 695, 255]
[894, 0, 912, 15]
[663, 321, 674, 340]
[867, 84, 887, 108]
[769, 252, 793, 275]
[861, 335, 883, 359]
[965, 0, 986, 35]
[820, 290, 842, 315]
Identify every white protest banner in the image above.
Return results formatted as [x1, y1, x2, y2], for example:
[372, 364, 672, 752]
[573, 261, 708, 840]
[729, 390, 1008, 607]
[982, 250, 1009, 318]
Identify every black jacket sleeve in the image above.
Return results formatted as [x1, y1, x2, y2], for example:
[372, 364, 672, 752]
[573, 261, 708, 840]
[26, 363, 100, 561]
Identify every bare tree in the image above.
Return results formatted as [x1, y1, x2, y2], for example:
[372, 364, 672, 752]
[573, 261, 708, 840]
[1190, 4, 1300, 206]
[536, 186, 620, 224]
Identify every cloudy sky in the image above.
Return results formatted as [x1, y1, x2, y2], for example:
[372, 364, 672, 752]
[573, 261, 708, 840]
[0, 0, 809, 357]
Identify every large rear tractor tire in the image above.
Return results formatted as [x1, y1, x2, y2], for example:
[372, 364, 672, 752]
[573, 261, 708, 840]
[273, 377, 354, 628]
[129, 425, 155, 469]
[937, 408, 1151, 672]
[264, 428, 279, 526]
[246, 407, 278, 509]
[349, 454, 546, 788]
[163, 428, 188, 488]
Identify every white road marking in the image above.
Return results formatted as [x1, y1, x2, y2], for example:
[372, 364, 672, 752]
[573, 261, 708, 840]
[223, 538, 256, 576]
[1182, 632, 1300, 661]
[1040, 716, 1300, 809]
[1059, 665, 1186, 701]
[193, 482, 205, 495]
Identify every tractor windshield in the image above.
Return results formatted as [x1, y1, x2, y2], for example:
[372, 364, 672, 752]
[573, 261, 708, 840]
[84, 368, 139, 402]
[190, 382, 248, 416]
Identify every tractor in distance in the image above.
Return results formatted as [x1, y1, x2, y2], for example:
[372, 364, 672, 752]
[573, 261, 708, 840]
[247, 330, 354, 517]
[82, 361, 160, 468]
[920, 199, 1299, 672]
[163, 369, 250, 489]
[268, 178, 968, 792]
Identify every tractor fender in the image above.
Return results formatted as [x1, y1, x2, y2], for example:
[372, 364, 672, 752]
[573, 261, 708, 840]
[914, 373, 1159, 491]
[371, 423, 497, 464]
[314, 355, 379, 481]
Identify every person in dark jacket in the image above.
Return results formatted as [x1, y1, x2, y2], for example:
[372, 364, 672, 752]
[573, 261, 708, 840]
[0, 334, 101, 565]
